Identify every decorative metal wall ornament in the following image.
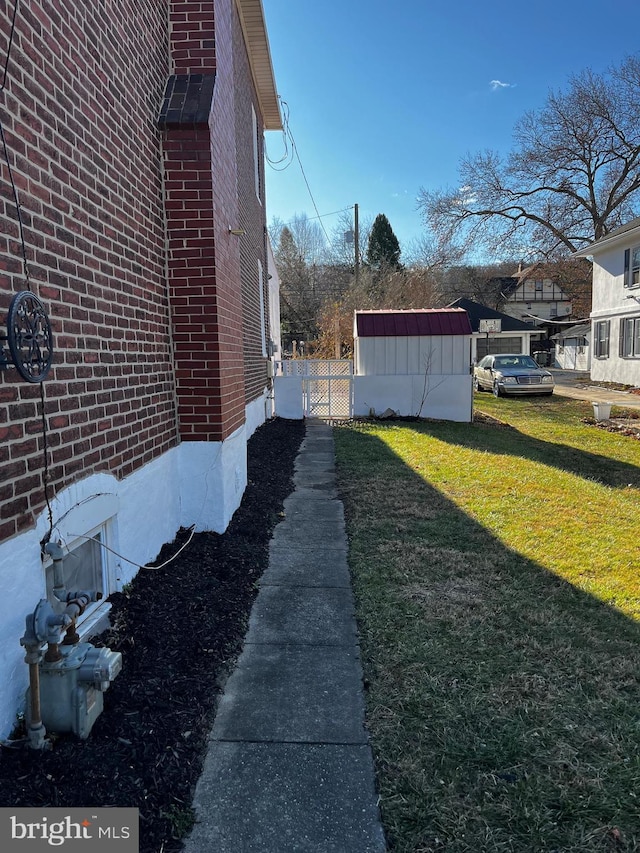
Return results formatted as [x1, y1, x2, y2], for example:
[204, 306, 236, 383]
[1, 291, 54, 383]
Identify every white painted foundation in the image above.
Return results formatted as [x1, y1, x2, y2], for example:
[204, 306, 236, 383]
[274, 375, 304, 419]
[0, 391, 270, 740]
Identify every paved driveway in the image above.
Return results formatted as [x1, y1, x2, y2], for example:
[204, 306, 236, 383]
[550, 369, 640, 411]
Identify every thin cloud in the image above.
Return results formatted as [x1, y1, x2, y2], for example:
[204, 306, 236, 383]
[490, 79, 516, 91]
[458, 185, 477, 205]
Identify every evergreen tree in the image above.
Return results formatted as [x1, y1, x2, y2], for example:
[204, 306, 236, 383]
[366, 213, 402, 270]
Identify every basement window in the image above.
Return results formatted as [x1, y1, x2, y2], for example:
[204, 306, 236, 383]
[43, 493, 119, 637]
[46, 533, 102, 609]
[44, 525, 111, 634]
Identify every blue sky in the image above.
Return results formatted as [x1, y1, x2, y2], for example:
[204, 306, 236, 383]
[262, 0, 640, 258]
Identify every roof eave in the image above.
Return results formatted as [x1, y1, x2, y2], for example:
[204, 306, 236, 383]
[235, 0, 282, 130]
[573, 222, 640, 258]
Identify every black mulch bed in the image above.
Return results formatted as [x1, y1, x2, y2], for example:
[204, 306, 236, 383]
[0, 417, 306, 853]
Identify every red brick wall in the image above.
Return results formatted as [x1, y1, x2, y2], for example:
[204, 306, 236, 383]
[0, 1, 176, 541]
[164, 0, 270, 440]
[233, 5, 270, 405]
[169, 0, 215, 74]
[0, 0, 274, 539]
[208, 0, 247, 435]
[164, 0, 247, 441]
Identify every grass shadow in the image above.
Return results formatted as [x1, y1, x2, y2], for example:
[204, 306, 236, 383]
[426, 400, 640, 489]
[335, 423, 640, 853]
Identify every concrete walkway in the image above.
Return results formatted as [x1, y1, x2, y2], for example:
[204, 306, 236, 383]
[183, 420, 387, 853]
[550, 369, 640, 410]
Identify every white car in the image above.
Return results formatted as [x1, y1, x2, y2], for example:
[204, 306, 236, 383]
[474, 354, 554, 397]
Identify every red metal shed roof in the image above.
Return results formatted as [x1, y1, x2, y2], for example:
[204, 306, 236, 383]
[354, 309, 472, 337]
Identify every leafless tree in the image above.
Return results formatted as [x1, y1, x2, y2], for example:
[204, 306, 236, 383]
[418, 55, 640, 260]
[326, 209, 373, 269]
[438, 262, 518, 309]
[270, 213, 328, 266]
[274, 225, 323, 346]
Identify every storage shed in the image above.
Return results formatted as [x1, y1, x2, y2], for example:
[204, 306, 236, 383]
[353, 309, 473, 421]
[552, 322, 591, 371]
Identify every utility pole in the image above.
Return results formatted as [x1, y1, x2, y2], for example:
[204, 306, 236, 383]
[354, 203, 360, 285]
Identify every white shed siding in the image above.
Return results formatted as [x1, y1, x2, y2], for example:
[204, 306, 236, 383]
[556, 341, 590, 371]
[356, 335, 470, 376]
[354, 374, 472, 422]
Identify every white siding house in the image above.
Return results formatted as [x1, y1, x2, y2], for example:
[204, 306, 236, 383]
[574, 218, 640, 385]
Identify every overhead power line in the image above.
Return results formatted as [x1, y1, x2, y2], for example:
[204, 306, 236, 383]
[265, 96, 333, 244]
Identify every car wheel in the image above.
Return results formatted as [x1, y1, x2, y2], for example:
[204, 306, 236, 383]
[493, 381, 502, 398]
[473, 375, 483, 392]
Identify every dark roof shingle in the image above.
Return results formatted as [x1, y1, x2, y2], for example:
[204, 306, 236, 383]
[355, 309, 472, 337]
[448, 298, 538, 332]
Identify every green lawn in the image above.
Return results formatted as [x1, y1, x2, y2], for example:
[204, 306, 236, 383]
[334, 394, 640, 852]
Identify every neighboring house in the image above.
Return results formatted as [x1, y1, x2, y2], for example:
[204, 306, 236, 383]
[499, 263, 573, 325]
[448, 298, 541, 362]
[574, 217, 640, 385]
[352, 309, 473, 422]
[0, 1, 281, 739]
[552, 323, 591, 371]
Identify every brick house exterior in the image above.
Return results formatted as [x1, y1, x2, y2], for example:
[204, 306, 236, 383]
[0, 0, 281, 739]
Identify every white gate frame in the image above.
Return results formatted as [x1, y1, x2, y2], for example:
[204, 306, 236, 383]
[277, 360, 353, 419]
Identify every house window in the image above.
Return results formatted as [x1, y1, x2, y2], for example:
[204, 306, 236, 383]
[593, 320, 610, 358]
[252, 104, 261, 203]
[620, 316, 640, 357]
[624, 246, 640, 288]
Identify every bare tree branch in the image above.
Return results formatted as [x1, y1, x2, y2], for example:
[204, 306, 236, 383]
[418, 55, 640, 260]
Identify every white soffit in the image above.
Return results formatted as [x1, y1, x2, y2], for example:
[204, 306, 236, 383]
[236, 0, 282, 130]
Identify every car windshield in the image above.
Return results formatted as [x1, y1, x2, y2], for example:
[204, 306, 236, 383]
[494, 356, 538, 369]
